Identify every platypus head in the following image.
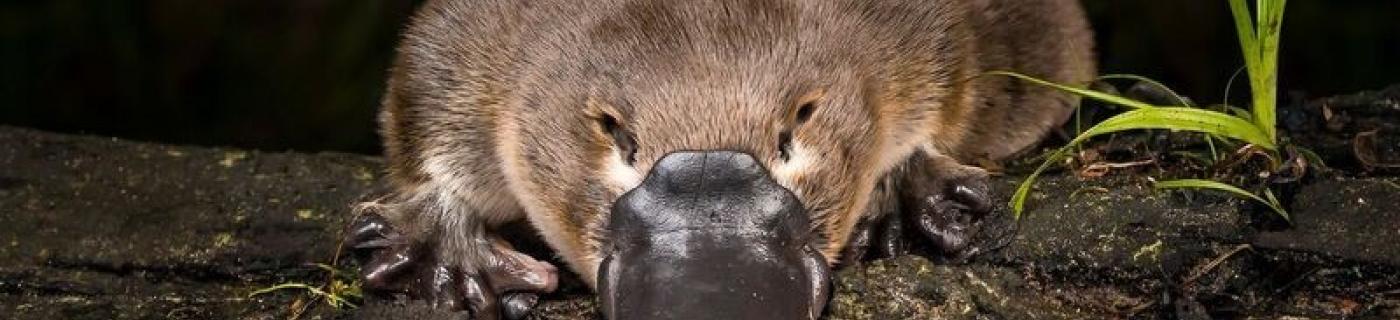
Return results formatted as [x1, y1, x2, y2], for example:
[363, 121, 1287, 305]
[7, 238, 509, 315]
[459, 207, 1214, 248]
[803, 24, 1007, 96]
[598, 151, 830, 319]
[499, 1, 965, 319]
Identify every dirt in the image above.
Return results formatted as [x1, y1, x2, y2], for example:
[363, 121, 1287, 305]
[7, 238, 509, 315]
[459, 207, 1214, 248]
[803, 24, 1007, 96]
[0, 126, 383, 319]
[1, 88, 1398, 320]
[1255, 177, 1400, 266]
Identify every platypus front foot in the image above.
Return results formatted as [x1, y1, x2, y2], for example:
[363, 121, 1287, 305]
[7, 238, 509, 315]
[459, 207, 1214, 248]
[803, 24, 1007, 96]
[841, 178, 909, 265]
[347, 203, 557, 320]
[898, 152, 999, 263]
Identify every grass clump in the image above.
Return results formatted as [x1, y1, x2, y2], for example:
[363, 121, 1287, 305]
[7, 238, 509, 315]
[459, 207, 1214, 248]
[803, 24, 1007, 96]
[249, 263, 363, 318]
[1005, 0, 1290, 220]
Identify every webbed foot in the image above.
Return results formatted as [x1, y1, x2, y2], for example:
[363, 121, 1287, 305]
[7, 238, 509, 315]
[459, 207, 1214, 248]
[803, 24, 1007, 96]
[347, 203, 557, 320]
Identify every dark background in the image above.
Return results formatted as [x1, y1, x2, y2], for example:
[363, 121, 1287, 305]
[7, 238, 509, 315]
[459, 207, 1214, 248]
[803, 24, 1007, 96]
[2, 1, 1396, 154]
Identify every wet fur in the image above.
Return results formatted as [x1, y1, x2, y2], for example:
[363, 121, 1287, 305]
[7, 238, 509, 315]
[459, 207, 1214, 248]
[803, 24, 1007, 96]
[375, 0, 1093, 287]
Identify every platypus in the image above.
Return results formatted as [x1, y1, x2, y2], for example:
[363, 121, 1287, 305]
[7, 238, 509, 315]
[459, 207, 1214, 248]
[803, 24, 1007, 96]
[347, 0, 1095, 319]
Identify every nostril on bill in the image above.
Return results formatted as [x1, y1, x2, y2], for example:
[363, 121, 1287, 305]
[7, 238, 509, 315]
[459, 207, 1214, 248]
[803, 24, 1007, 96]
[647, 150, 767, 194]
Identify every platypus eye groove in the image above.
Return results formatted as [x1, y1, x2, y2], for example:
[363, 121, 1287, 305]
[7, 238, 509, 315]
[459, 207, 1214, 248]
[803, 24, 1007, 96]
[779, 102, 816, 161]
[598, 114, 637, 165]
[778, 131, 794, 161]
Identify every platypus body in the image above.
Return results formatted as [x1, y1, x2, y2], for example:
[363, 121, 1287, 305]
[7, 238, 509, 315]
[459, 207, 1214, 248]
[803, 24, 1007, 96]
[347, 0, 1095, 319]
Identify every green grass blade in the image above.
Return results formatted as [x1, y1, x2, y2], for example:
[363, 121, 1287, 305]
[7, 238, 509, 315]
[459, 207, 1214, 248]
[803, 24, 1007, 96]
[1230, 0, 1264, 136]
[250, 282, 359, 309]
[1010, 146, 1072, 218]
[1231, 0, 1285, 142]
[1155, 179, 1287, 220]
[1098, 74, 1193, 107]
[1261, 188, 1289, 221]
[1254, 0, 1285, 141]
[986, 71, 1157, 109]
[1079, 108, 1276, 150]
[1221, 66, 1246, 108]
[313, 263, 357, 280]
[1294, 146, 1327, 168]
[1205, 133, 1220, 162]
[1230, 0, 1259, 84]
[1097, 74, 1223, 162]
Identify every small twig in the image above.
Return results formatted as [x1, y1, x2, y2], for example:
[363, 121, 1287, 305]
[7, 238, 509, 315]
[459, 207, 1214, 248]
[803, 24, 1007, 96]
[290, 294, 318, 320]
[1260, 266, 1320, 308]
[151, 296, 253, 303]
[1214, 144, 1276, 175]
[1125, 300, 1157, 318]
[1068, 187, 1111, 200]
[1077, 158, 1157, 178]
[1182, 244, 1252, 288]
[1355, 130, 1400, 170]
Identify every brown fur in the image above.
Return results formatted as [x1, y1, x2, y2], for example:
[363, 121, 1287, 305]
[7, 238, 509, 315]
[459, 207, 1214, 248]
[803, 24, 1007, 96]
[375, 0, 1094, 287]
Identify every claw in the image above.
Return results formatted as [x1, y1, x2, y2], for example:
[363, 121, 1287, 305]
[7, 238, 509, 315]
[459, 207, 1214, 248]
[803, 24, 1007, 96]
[421, 263, 462, 310]
[349, 213, 395, 249]
[362, 244, 415, 290]
[842, 198, 911, 263]
[486, 237, 559, 294]
[459, 272, 500, 320]
[348, 208, 416, 291]
[349, 203, 404, 250]
[840, 220, 874, 266]
[912, 198, 972, 254]
[948, 183, 991, 214]
[501, 293, 539, 320]
[844, 176, 909, 263]
[875, 209, 907, 258]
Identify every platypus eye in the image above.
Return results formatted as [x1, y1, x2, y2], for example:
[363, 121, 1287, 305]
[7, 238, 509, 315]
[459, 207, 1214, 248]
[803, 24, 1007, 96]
[779, 102, 816, 161]
[598, 114, 638, 165]
[795, 101, 816, 124]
